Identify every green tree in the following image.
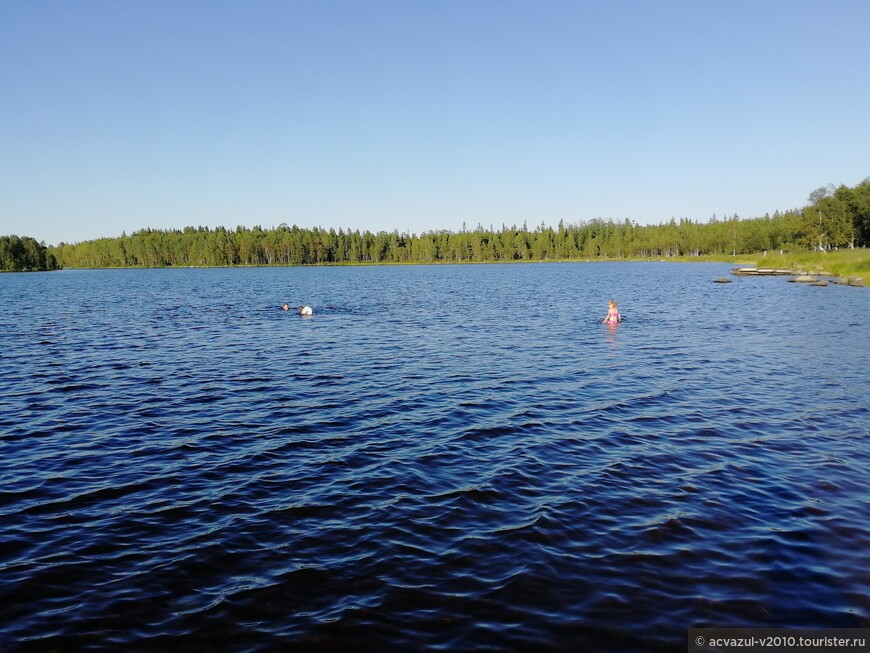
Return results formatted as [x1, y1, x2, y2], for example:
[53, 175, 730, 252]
[0, 235, 60, 271]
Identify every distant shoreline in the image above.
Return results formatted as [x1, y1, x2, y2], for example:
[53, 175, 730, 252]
[51, 255, 759, 270]
[41, 250, 868, 286]
[23, 247, 870, 280]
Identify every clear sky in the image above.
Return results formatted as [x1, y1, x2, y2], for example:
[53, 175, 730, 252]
[2, 0, 869, 246]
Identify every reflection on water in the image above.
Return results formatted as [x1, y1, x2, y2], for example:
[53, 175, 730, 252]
[604, 320, 620, 347]
[1, 263, 868, 652]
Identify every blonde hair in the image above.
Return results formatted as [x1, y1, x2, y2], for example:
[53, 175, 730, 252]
[608, 299, 618, 308]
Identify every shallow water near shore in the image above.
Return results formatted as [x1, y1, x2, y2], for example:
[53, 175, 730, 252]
[1, 262, 868, 652]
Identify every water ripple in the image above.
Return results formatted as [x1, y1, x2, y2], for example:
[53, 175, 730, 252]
[1, 264, 868, 651]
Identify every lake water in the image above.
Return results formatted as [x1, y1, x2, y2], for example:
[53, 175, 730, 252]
[1, 262, 868, 652]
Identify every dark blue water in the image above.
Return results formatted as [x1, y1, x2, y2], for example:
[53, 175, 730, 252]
[1, 263, 868, 652]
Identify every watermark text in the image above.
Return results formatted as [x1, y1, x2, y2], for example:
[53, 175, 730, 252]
[689, 628, 868, 653]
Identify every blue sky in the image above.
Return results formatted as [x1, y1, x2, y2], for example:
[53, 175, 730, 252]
[2, 0, 868, 246]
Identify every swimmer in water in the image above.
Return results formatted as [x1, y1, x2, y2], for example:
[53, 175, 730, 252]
[602, 299, 621, 324]
[282, 304, 312, 315]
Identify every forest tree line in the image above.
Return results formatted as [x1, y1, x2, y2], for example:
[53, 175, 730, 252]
[0, 235, 60, 272]
[22, 179, 870, 269]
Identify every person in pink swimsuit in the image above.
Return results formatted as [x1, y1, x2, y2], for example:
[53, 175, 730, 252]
[602, 299, 621, 324]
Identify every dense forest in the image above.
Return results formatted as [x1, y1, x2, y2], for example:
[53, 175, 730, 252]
[34, 179, 870, 268]
[0, 235, 60, 272]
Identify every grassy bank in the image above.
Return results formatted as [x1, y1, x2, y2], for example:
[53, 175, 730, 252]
[749, 248, 869, 278]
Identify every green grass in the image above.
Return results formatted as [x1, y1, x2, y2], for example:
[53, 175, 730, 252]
[752, 249, 869, 278]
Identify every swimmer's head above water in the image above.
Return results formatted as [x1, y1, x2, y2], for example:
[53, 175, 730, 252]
[282, 303, 312, 315]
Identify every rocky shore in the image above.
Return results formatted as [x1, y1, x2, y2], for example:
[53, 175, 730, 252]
[727, 267, 865, 287]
